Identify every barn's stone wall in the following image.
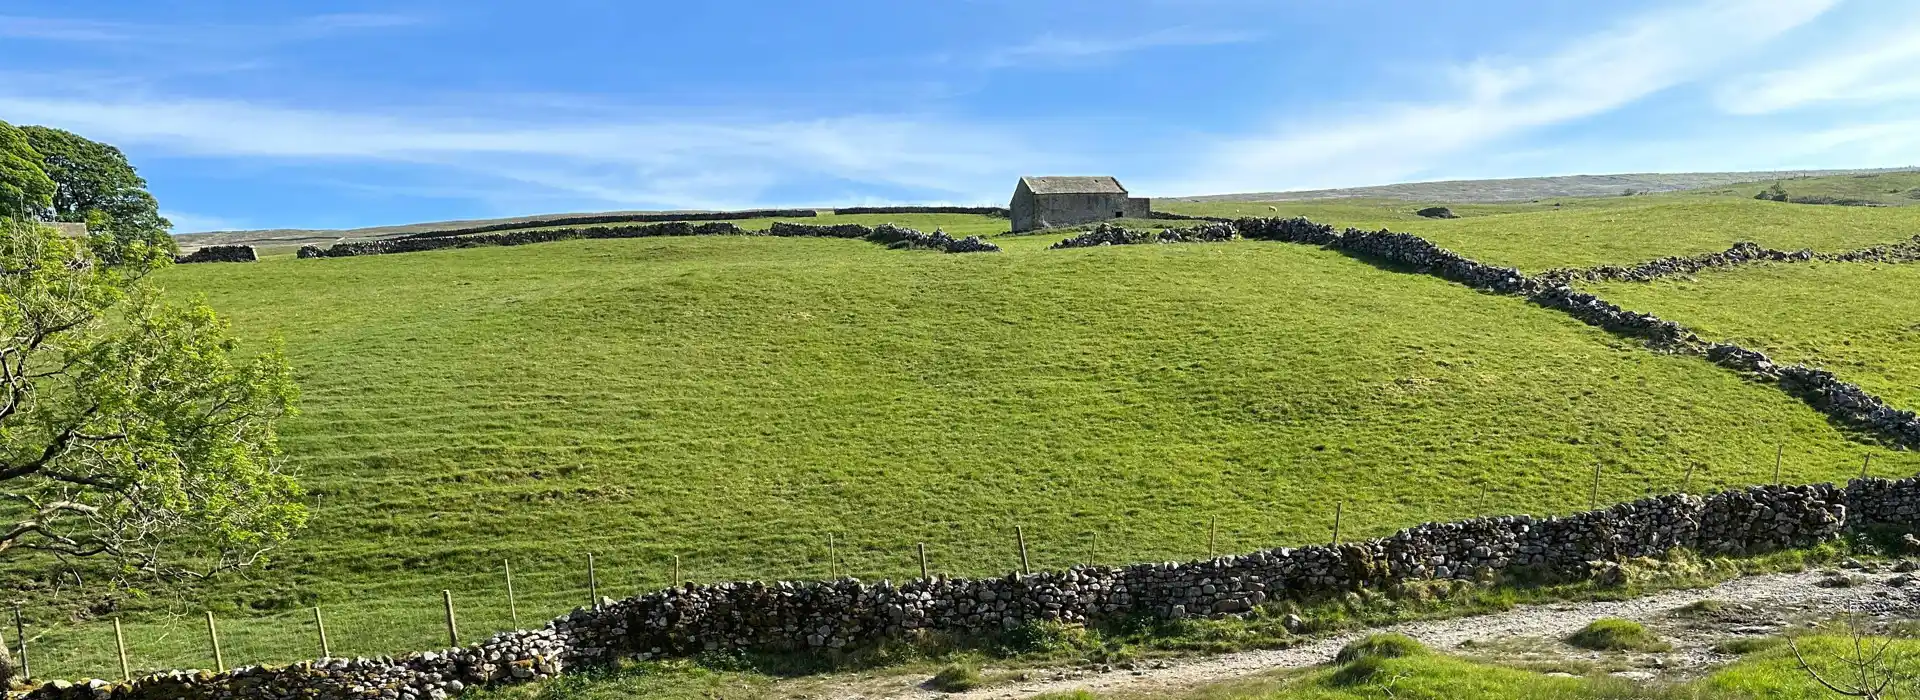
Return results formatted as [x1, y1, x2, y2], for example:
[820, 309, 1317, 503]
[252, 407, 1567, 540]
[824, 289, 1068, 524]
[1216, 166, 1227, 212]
[27, 477, 1920, 700]
[1014, 192, 1138, 233]
[174, 245, 258, 264]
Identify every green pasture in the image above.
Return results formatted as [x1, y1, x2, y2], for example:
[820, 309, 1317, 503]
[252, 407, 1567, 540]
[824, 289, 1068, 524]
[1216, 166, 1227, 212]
[17, 175, 1920, 682]
[1592, 261, 1920, 411]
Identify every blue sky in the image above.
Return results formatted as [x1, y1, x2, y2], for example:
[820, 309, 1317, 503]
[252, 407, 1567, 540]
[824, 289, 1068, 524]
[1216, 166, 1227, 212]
[4, 0, 1920, 232]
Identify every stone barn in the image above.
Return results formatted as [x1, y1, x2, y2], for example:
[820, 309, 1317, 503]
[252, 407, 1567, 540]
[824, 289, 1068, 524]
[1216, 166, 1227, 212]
[1009, 176, 1150, 233]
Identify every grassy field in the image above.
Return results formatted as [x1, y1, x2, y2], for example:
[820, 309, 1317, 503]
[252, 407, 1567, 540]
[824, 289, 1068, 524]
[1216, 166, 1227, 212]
[16, 178, 1920, 683]
[15, 214, 1912, 678]
[1159, 195, 1920, 272]
[1591, 261, 1920, 411]
[1691, 171, 1920, 206]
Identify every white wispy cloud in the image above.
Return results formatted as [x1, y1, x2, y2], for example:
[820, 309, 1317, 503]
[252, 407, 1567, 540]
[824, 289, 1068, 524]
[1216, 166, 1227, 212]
[0, 91, 1037, 210]
[1152, 0, 1840, 196]
[983, 27, 1258, 68]
[0, 16, 128, 42]
[0, 12, 422, 46]
[1715, 14, 1920, 115]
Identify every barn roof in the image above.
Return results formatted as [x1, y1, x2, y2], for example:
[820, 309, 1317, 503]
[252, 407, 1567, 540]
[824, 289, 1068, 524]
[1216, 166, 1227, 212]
[1020, 176, 1128, 195]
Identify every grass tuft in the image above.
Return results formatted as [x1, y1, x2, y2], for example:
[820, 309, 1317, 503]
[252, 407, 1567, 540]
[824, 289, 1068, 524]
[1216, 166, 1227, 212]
[1567, 618, 1672, 652]
[1334, 633, 1427, 664]
[927, 662, 984, 693]
[1711, 636, 1785, 655]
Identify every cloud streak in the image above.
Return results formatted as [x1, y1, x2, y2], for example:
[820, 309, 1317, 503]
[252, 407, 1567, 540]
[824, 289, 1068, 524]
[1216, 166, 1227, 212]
[1715, 14, 1920, 115]
[0, 12, 423, 47]
[983, 27, 1258, 68]
[1155, 0, 1840, 196]
[0, 91, 1037, 211]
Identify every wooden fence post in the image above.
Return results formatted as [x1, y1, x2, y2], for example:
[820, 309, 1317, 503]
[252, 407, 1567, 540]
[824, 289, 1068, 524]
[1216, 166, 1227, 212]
[314, 607, 330, 658]
[1331, 502, 1343, 546]
[1681, 462, 1697, 494]
[204, 611, 224, 673]
[12, 604, 27, 682]
[442, 590, 459, 648]
[1774, 445, 1784, 485]
[114, 617, 130, 681]
[828, 534, 838, 579]
[1863, 454, 1873, 480]
[1208, 516, 1218, 558]
[1016, 526, 1031, 575]
[1590, 464, 1602, 510]
[504, 560, 518, 626]
[673, 555, 682, 587]
[917, 543, 929, 580]
[1088, 533, 1097, 568]
[587, 554, 598, 609]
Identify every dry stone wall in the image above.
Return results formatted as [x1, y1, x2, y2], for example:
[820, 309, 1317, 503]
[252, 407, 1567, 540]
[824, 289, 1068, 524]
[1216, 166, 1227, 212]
[1211, 217, 1920, 449]
[831, 206, 1009, 217]
[1049, 222, 1237, 249]
[296, 221, 998, 259]
[395, 209, 818, 240]
[28, 477, 1920, 700]
[174, 245, 258, 264]
[1539, 235, 1920, 285]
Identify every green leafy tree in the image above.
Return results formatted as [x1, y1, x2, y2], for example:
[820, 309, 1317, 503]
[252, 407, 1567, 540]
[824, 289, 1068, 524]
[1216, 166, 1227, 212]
[19, 126, 176, 260]
[0, 120, 55, 219]
[0, 219, 302, 580]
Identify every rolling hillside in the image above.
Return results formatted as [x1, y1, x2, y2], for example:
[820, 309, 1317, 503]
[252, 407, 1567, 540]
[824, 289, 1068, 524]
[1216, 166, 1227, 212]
[19, 178, 1920, 679]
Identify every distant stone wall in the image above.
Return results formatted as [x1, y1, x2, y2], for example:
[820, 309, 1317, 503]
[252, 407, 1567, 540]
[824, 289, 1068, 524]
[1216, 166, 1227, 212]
[297, 221, 1000, 259]
[1148, 211, 1233, 222]
[28, 476, 1919, 700]
[174, 245, 258, 264]
[831, 206, 1010, 218]
[395, 209, 819, 240]
[1539, 236, 1920, 285]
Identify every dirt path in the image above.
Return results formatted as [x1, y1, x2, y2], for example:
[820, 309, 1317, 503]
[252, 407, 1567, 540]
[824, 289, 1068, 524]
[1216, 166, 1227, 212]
[810, 567, 1913, 699]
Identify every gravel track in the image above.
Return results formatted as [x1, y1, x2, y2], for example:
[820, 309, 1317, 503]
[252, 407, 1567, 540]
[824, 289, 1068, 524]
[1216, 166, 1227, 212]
[814, 568, 1911, 699]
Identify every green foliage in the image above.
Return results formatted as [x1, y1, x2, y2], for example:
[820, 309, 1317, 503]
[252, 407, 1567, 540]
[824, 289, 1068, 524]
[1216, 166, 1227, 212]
[927, 662, 984, 692]
[18, 125, 174, 260]
[1335, 633, 1427, 663]
[994, 621, 1098, 657]
[0, 120, 55, 219]
[1566, 618, 1670, 652]
[0, 219, 301, 581]
[1756, 182, 1790, 202]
